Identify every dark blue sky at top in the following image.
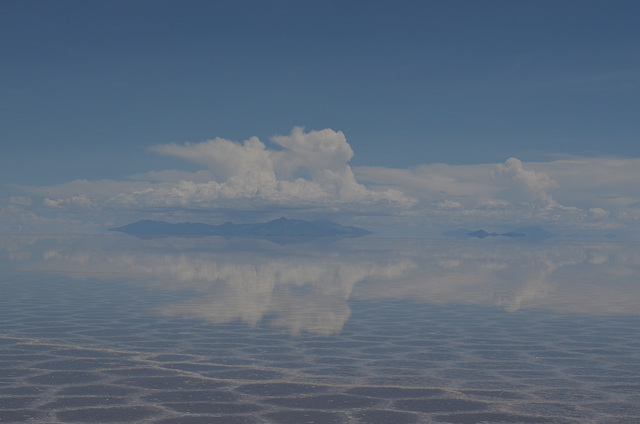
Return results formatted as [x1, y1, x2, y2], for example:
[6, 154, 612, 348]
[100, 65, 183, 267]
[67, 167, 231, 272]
[1, 0, 639, 187]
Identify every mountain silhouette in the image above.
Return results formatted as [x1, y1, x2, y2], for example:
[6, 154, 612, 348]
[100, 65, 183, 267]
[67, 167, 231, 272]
[109, 217, 371, 240]
[443, 225, 555, 240]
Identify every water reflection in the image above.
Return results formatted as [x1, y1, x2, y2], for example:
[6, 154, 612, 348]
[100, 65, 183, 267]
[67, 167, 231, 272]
[3, 235, 640, 335]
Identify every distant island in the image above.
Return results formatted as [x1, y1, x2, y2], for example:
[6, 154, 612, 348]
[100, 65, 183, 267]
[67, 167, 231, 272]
[109, 217, 372, 240]
[442, 226, 555, 241]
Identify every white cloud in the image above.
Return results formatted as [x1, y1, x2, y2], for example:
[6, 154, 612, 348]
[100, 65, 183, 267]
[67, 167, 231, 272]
[0, 203, 102, 234]
[43, 194, 97, 210]
[525, 157, 640, 211]
[355, 156, 640, 233]
[270, 127, 354, 179]
[21, 128, 413, 227]
[11, 127, 640, 236]
[8, 196, 32, 206]
[437, 200, 463, 210]
[588, 207, 609, 220]
[0, 205, 48, 230]
[43, 198, 63, 208]
[356, 163, 496, 200]
[495, 157, 558, 208]
[151, 135, 275, 183]
[149, 127, 410, 206]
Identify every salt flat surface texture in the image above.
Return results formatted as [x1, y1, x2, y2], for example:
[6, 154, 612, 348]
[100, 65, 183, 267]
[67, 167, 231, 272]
[1, 235, 639, 423]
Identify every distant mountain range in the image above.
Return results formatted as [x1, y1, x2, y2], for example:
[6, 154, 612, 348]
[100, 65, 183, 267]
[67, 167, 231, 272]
[443, 226, 555, 240]
[109, 217, 372, 240]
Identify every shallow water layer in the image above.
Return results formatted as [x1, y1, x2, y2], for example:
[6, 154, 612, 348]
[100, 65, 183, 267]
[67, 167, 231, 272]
[1, 235, 639, 423]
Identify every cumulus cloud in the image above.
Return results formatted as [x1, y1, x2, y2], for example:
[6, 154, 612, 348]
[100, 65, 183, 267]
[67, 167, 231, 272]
[26, 128, 414, 221]
[270, 127, 354, 178]
[151, 136, 274, 183]
[356, 158, 566, 228]
[525, 157, 640, 211]
[355, 156, 640, 233]
[12, 127, 640, 236]
[43, 194, 97, 210]
[147, 127, 410, 207]
[495, 157, 558, 208]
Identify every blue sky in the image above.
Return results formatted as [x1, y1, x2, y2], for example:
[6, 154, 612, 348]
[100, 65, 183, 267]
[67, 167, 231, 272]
[2, 1, 640, 236]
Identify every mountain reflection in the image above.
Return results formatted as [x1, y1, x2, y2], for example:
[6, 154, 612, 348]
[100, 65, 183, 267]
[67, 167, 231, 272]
[3, 235, 640, 335]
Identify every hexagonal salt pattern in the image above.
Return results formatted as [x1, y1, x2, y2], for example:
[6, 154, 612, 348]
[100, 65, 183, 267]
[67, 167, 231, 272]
[1, 245, 639, 423]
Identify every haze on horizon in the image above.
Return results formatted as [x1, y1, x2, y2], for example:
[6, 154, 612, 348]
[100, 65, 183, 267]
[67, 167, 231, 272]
[1, 1, 639, 238]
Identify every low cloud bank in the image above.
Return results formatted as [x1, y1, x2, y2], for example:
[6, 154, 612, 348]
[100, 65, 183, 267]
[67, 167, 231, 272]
[356, 157, 640, 234]
[30, 127, 412, 213]
[4, 127, 640, 235]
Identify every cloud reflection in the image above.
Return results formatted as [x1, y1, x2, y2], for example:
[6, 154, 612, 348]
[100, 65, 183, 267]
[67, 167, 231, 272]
[3, 236, 640, 335]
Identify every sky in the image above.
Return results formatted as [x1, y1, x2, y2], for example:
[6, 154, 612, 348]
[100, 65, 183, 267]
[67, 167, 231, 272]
[1, 0, 639, 237]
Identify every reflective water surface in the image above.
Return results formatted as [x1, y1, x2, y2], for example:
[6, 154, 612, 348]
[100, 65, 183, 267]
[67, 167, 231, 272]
[1, 235, 639, 423]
